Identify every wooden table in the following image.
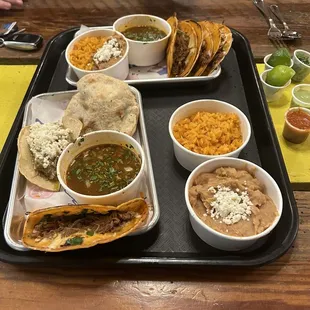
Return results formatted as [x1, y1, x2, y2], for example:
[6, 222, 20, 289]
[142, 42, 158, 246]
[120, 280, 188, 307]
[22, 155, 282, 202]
[0, 191, 309, 309]
[0, 0, 310, 63]
[1, 1, 310, 309]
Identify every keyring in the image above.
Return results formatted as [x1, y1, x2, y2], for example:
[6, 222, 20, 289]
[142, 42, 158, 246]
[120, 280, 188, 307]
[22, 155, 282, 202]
[0, 38, 4, 48]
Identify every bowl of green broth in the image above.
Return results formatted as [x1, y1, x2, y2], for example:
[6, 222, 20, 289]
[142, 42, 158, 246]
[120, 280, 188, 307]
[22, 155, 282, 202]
[113, 14, 171, 66]
[57, 130, 145, 206]
[122, 26, 167, 42]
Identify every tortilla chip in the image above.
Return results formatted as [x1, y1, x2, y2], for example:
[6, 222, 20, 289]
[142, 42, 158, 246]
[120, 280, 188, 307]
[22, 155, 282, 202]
[22, 198, 149, 252]
[64, 74, 139, 136]
[17, 117, 82, 192]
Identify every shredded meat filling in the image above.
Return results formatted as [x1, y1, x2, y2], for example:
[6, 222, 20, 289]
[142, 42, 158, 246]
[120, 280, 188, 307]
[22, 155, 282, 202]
[171, 30, 190, 76]
[31, 210, 136, 240]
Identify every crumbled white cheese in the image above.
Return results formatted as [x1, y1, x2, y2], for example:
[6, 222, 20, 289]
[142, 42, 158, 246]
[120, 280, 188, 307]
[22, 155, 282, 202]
[27, 122, 72, 177]
[209, 185, 253, 225]
[93, 38, 122, 65]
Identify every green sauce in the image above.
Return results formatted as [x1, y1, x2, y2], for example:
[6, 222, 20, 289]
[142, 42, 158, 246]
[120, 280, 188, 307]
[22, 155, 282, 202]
[66, 144, 141, 196]
[297, 52, 310, 66]
[295, 89, 310, 103]
[122, 26, 166, 42]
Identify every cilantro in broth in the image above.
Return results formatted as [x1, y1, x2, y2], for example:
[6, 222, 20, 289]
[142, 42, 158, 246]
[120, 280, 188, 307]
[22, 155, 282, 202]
[66, 144, 141, 196]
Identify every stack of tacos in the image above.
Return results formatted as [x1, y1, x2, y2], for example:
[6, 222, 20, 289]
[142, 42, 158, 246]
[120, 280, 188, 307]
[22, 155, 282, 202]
[166, 14, 233, 77]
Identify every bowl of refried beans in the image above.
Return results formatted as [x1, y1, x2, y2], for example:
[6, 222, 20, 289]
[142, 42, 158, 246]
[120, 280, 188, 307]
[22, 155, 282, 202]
[185, 157, 283, 251]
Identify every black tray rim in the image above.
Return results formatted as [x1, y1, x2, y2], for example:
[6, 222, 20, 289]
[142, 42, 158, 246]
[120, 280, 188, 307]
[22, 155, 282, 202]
[0, 27, 299, 267]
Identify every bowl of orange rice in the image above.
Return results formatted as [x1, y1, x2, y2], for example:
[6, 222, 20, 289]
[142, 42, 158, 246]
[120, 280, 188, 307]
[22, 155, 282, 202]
[65, 28, 129, 80]
[168, 99, 251, 171]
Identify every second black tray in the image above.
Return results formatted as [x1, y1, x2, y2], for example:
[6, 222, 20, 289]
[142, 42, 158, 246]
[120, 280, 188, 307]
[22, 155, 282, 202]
[0, 28, 298, 266]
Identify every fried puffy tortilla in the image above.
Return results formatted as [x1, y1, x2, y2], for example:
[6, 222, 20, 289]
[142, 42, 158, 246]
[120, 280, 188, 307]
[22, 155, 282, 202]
[17, 116, 82, 192]
[22, 198, 148, 252]
[204, 24, 232, 75]
[166, 16, 203, 77]
[64, 73, 139, 136]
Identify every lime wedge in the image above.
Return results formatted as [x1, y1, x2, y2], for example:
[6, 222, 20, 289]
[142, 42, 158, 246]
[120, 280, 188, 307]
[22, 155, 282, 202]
[267, 48, 291, 67]
[266, 65, 295, 87]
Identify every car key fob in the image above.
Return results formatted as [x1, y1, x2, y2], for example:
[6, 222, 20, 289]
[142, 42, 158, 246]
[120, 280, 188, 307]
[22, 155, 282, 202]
[0, 33, 43, 51]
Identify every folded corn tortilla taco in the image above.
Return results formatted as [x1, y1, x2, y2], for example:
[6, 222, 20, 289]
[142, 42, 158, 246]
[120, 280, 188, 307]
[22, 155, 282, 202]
[190, 21, 214, 76]
[167, 17, 202, 77]
[166, 14, 178, 77]
[204, 23, 232, 75]
[22, 198, 148, 252]
[18, 116, 82, 192]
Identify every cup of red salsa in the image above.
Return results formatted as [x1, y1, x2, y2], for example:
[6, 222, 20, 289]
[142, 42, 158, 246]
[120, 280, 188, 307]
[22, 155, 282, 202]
[283, 107, 310, 144]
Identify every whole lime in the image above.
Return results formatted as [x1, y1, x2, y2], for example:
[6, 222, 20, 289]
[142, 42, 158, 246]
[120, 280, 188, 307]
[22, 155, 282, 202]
[267, 48, 291, 67]
[266, 65, 295, 87]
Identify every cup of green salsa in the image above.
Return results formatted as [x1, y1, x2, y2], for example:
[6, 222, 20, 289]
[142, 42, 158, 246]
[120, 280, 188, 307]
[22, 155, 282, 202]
[291, 84, 310, 109]
[292, 49, 310, 83]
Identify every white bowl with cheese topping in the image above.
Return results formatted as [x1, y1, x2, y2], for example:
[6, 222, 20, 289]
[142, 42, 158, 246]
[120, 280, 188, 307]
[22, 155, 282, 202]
[185, 157, 283, 251]
[65, 28, 129, 80]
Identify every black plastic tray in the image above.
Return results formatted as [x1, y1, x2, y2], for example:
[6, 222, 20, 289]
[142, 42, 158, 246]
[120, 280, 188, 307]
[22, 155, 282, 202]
[0, 28, 298, 266]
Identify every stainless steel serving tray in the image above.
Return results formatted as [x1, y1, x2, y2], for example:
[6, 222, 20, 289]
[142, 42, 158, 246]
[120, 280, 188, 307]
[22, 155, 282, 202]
[65, 26, 221, 87]
[4, 88, 159, 251]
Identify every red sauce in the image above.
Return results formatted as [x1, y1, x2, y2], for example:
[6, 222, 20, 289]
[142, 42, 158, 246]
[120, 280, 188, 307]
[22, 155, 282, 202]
[287, 109, 310, 130]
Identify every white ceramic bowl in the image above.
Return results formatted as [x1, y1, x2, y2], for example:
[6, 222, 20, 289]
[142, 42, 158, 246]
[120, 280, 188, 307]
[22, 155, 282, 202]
[168, 99, 251, 171]
[260, 70, 291, 102]
[113, 14, 171, 66]
[185, 157, 283, 251]
[263, 53, 293, 71]
[292, 49, 310, 83]
[57, 130, 145, 206]
[65, 28, 129, 80]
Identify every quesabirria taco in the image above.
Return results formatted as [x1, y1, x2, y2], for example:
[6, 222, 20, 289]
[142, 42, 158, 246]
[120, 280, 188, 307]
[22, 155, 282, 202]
[22, 198, 148, 252]
[204, 24, 233, 75]
[166, 14, 232, 77]
[167, 16, 203, 77]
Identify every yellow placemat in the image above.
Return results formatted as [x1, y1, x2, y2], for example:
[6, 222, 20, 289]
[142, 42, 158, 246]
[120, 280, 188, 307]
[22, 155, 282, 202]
[0, 64, 309, 186]
[257, 64, 310, 187]
[0, 65, 37, 151]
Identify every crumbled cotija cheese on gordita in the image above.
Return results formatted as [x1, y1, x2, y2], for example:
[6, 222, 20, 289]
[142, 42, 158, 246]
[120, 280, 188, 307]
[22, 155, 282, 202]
[27, 122, 72, 178]
[93, 38, 122, 65]
[208, 185, 253, 225]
